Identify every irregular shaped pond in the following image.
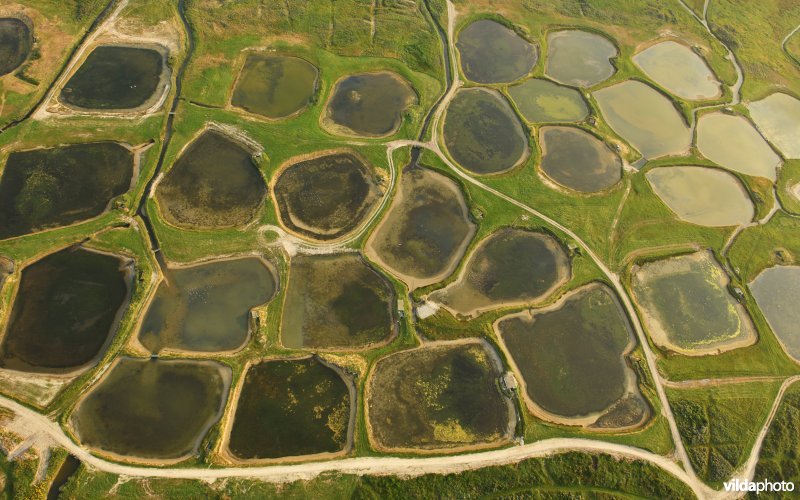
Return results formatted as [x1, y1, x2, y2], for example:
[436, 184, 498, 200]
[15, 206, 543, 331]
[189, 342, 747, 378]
[71, 358, 229, 460]
[508, 78, 589, 123]
[282, 253, 395, 350]
[0, 18, 32, 76]
[696, 112, 780, 180]
[0, 247, 130, 373]
[750, 266, 800, 363]
[228, 357, 352, 460]
[138, 257, 277, 353]
[366, 166, 475, 289]
[273, 152, 381, 241]
[155, 129, 266, 228]
[232, 54, 318, 119]
[594, 80, 691, 159]
[646, 166, 754, 227]
[539, 126, 622, 192]
[443, 88, 528, 174]
[545, 30, 616, 88]
[430, 229, 570, 317]
[748, 93, 800, 159]
[324, 72, 416, 137]
[456, 19, 537, 84]
[633, 41, 721, 100]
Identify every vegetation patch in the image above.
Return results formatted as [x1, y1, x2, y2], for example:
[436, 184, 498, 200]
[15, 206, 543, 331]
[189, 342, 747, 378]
[751, 383, 800, 491]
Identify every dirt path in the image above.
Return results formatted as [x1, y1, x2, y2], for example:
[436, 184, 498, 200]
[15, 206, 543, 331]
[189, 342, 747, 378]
[662, 375, 786, 389]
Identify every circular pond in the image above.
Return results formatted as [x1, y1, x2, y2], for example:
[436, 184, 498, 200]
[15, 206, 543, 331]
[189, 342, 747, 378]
[633, 41, 721, 101]
[748, 92, 800, 159]
[0, 18, 32, 76]
[508, 78, 589, 123]
[231, 54, 318, 119]
[456, 19, 537, 84]
[545, 30, 616, 88]
[539, 126, 622, 193]
[696, 112, 780, 180]
[750, 266, 800, 362]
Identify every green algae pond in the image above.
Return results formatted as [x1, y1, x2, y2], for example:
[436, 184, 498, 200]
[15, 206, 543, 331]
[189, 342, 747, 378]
[646, 166, 754, 227]
[366, 166, 475, 289]
[748, 93, 800, 159]
[508, 78, 589, 123]
[539, 126, 622, 193]
[456, 19, 537, 84]
[633, 41, 721, 101]
[0, 18, 32, 76]
[138, 257, 277, 353]
[0, 142, 134, 240]
[282, 253, 395, 350]
[71, 358, 229, 460]
[273, 152, 381, 241]
[155, 129, 266, 228]
[696, 112, 780, 180]
[368, 342, 513, 450]
[0, 247, 130, 374]
[750, 266, 800, 363]
[443, 88, 528, 175]
[228, 357, 352, 460]
[324, 72, 416, 137]
[231, 54, 318, 119]
[545, 30, 616, 88]
[60, 45, 165, 110]
[430, 228, 570, 317]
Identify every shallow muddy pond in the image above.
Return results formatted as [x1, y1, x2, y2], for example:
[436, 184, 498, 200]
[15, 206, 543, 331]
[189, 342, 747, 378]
[631, 251, 756, 355]
[274, 152, 381, 241]
[593, 80, 691, 159]
[443, 88, 528, 174]
[232, 54, 318, 119]
[72, 358, 229, 459]
[748, 93, 800, 159]
[430, 229, 569, 317]
[155, 129, 266, 228]
[325, 72, 416, 137]
[646, 166, 754, 227]
[633, 41, 721, 100]
[545, 30, 616, 88]
[367, 166, 475, 288]
[368, 343, 511, 450]
[456, 19, 537, 84]
[0, 247, 129, 373]
[228, 357, 351, 460]
[0, 18, 32, 76]
[61, 45, 164, 110]
[540, 126, 622, 192]
[750, 266, 800, 362]
[508, 78, 588, 123]
[282, 253, 394, 350]
[0, 142, 133, 240]
[696, 112, 780, 180]
[138, 257, 276, 353]
[497, 284, 643, 423]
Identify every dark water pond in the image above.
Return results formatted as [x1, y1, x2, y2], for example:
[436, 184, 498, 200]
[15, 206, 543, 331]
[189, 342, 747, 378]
[539, 126, 622, 193]
[232, 54, 318, 119]
[0, 18, 32, 76]
[456, 19, 537, 84]
[326, 72, 416, 136]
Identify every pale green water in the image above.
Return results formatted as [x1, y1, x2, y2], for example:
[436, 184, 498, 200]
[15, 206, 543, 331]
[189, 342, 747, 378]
[508, 78, 588, 123]
[748, 93, 800, 159]
[633, 41, 721, 100]
[696, 112, 780, 180]
[546, 30, 616, 88]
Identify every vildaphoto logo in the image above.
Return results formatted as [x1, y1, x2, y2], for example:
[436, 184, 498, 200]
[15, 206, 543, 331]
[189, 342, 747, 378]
[723, 479, 796, 494]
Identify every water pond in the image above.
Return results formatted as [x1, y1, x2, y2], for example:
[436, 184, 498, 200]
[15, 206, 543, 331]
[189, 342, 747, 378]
[456, 19, 537, 84]
[508, 78, 589, 123]
[0, 18, 32, 76]
[231, 54, 318, 119]
[633, 41, 721, 100]
[748, 93, 800, 159]
[696, 112, 780, 180]
[539, 126, 622, 192]
[750, 266, 800, 362]
[545, 30, 616, 88]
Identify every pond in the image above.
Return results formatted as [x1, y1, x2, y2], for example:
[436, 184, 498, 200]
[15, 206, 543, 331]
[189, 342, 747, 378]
[539, 126, 622, 192]
[0, 18, 32, 76]
[593, 80, 691, 159]
[696, 112, 780, 180]
[60, 45, 165, 110]
[443, 88, 528, 174]
[155, 129, 267, 228]
[508, 78, 589, 123]
[282, 253, 395, 350]
[0, 247, 130, 373]
[231, 54, 318, 119]
[456, 19, 537, 84]
[646, 166, 754, 227]
[273, 152, 381, 241]
[430, 228, 570, 317]
[633, 41, 721, 100]
[545, 30, 616, 88]
[138, 257, 277, 353]
[748, 93, 800, 159]
[324, 72, 416, 137]
[228, 357, 352, 460]
[366, 166, 475, 289]
[71, 358, 229, 460]
[750, 266, 800, 363]
[0, 142, 133, 240]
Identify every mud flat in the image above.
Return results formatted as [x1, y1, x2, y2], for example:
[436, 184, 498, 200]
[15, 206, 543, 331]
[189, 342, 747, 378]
[138, 257, 277, 353]
[155, 129, 267, 228]
[545, 30, 616, 88]
[750, 266, 800, 362]
[456, 19, 537, 84]
[367, 341, 514, 451]
[646, 166, 754, 227]
[508, 78, 589, 123]
[231, 54, 318, 119]
[496, 284, 648, 429]
[748, 93, 800, 159]
[633, 41, 721, 100]
[0, 247, 130, 374]
[0, 142, 133, 240]
[539, 126, 622, 193]
[0, 17, 32, 76]
[631, 251, 757, 356]
[696, 112, 780, 181]
[366, 166, 476, 289]
[429, 229, 569, 317]
[273, 152, 381, 241]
